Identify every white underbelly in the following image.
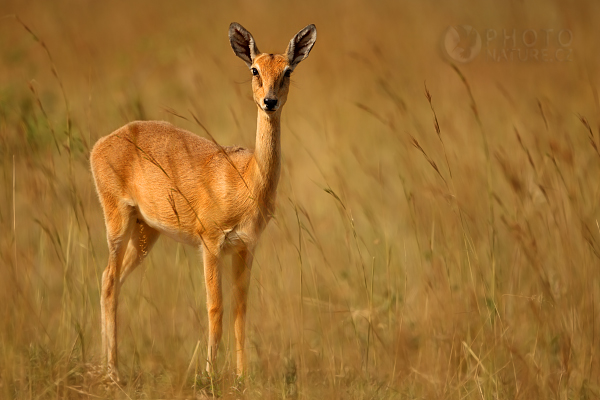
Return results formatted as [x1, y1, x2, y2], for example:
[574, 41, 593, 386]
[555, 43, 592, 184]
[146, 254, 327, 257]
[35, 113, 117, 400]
[137, 209, 202, 247]
[222, 227, 256, 253]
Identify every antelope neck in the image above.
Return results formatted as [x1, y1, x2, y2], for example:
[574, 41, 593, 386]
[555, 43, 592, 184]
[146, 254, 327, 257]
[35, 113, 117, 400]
[250, 110, 281, 197]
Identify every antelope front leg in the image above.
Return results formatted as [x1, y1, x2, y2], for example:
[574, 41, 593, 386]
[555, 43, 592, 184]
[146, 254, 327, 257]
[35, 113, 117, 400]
[232, 248, 253, 376]
[203, 247, 223, 373]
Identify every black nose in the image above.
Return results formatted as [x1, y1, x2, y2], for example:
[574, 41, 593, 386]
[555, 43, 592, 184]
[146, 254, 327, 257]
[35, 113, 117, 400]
[264, 98, 278, 110]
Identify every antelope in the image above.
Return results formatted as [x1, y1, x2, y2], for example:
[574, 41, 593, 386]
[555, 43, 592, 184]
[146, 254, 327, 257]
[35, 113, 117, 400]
[90, 22, 317, 380]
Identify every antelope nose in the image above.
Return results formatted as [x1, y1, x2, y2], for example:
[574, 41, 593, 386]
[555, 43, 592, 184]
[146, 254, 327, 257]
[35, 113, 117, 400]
[264, 98, 278, 110]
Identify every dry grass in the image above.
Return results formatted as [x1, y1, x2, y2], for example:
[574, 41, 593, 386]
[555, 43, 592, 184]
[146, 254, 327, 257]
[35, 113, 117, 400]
[1, 0, 599, 398]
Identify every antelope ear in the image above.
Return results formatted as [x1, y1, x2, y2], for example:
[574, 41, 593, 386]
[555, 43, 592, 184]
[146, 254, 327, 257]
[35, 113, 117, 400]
[229, 22, 260, 67]
[286, 24, 317, 70]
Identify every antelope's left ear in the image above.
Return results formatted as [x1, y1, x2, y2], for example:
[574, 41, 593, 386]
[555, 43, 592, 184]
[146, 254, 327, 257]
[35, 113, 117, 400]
[286, 24, 317, 70]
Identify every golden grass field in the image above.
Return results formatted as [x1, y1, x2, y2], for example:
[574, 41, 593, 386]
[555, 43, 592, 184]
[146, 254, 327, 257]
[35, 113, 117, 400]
[1, 0, 600, 398]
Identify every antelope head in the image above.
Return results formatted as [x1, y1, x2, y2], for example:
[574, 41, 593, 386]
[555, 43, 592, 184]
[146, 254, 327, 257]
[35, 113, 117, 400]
[229, 23, 317, 115]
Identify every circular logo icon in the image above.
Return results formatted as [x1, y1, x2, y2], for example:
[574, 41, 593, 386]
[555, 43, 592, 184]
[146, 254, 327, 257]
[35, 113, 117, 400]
[443, 25, 481, 63]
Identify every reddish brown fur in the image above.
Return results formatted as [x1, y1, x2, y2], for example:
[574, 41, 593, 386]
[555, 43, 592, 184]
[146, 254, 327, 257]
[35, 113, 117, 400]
[90, 22, 316, 379]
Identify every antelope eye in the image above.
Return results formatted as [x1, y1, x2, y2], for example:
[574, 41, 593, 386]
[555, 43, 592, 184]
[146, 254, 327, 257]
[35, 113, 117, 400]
[251, 68, 259, 76]
[284, 69, 292, 78]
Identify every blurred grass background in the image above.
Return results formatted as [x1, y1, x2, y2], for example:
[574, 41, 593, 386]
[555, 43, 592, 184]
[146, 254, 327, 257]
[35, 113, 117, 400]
[1, 0, 600, 398]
